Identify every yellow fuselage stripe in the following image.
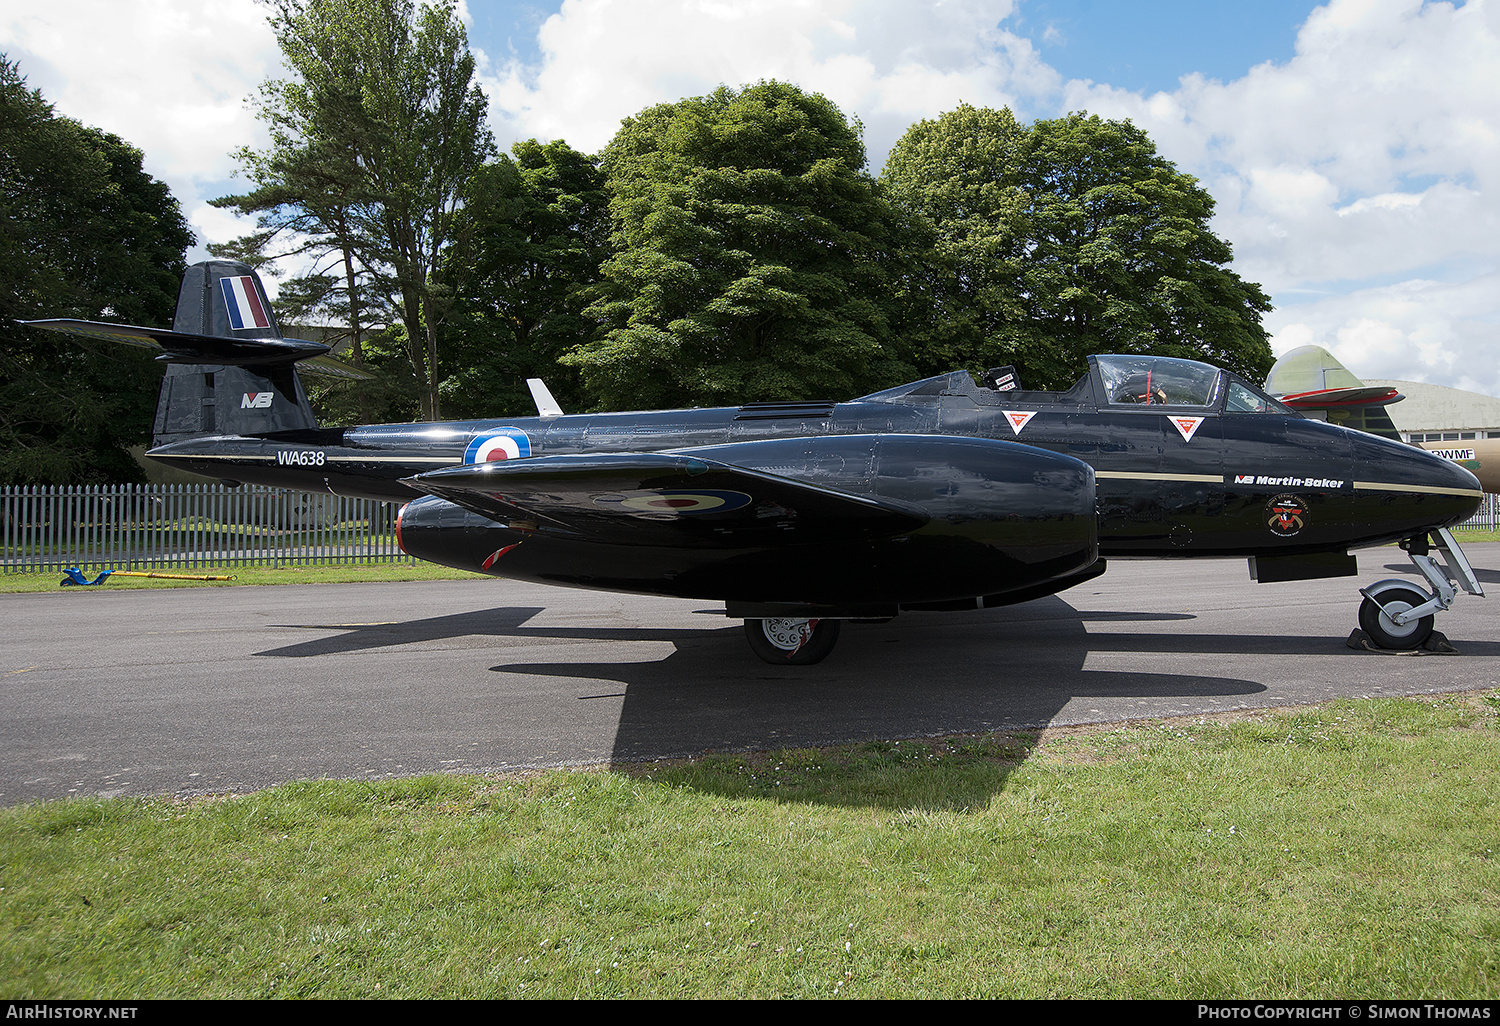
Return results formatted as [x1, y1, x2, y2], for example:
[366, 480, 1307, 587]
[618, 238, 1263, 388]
[159, 456, 1488, 498]
[156, 453, 463, 464]
[1096, 471, 1481, 498]
[1095, 472, 1221, 483]
[1352, 481, 1483, 497]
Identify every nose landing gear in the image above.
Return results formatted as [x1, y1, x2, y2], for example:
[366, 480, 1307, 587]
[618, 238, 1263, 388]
[1358, 528, 1484, 650]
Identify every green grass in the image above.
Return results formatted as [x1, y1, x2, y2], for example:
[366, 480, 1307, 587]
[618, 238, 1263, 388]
[1451, 528, 1500, 543]
[0, 562, 485, 593]
[2, 694, 1497, 998]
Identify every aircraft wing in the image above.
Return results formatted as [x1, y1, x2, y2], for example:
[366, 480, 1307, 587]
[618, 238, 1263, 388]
[405, 452, 928, 548]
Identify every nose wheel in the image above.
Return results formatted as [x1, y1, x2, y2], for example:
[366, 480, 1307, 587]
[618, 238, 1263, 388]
[1358, 585, 1435, 650]
[1357, 529, 1483, 650]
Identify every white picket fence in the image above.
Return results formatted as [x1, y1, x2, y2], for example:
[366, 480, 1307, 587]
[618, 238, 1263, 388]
[1467, 491, 1500, 531]
[1, 484, 413, 573]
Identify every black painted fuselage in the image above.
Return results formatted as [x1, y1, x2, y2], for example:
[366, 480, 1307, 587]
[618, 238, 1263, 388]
[145, 356, 1482, 616]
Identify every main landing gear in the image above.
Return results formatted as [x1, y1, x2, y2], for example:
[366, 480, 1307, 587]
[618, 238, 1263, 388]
[1358, 528, 1484, 650]
[743, 617, 842, 665]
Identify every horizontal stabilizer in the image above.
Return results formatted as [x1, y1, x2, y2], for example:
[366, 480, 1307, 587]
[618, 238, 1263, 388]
[405, 452, 927, 548]
[20, 319, 371, 379]
[1278, 385, 1404, 408]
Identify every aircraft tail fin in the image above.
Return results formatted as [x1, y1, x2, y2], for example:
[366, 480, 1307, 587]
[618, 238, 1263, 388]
[24, 260, 369, 446]
[174, 259, 284, 338]
[154, 261, 315, 444]
[1264, 344, 1405, 441]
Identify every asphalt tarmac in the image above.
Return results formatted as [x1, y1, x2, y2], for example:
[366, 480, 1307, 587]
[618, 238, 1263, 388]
[3, 544, 1498, 805]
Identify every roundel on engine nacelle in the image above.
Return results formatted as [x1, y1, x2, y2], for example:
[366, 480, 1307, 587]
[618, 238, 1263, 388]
[593, 489, 753, 515]
[464, 429, 533, 464]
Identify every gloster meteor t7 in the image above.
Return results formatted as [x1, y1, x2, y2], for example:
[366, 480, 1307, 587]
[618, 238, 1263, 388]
[28, 261, 1485, 663]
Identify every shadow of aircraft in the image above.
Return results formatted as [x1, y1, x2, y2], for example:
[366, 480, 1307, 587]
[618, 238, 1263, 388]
[249, 592, 1491, 807]
[247, 585, 1489, 800]
[475, 597, 1272, 770]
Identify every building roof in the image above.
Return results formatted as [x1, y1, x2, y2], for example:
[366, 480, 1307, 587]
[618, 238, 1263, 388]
[1363, 379, 1500, 433]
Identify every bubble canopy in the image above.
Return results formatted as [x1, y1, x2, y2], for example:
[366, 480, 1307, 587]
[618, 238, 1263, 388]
[1095, 355, 1223, 407]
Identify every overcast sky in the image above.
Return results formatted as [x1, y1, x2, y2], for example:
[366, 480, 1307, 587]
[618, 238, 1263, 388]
[3, 0, 1497, 395]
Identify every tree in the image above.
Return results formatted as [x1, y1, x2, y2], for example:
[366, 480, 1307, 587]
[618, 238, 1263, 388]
[881, 104, 1027, 377]
[223, 0, 495, 420]
[210, 137, 378, 367]
[1015, 114, 1273, 386]
[566, 81, 916, 411]
[436, 139, 610, 419]
[884, 109, 1273, 389]
[0, 56, 193, 484]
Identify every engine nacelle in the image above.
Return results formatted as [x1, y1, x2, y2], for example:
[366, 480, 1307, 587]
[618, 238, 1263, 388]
[398, 434, 1098, 609]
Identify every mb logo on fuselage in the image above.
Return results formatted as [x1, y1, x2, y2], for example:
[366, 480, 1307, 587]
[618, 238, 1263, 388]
[1234, 473, 1346, 489]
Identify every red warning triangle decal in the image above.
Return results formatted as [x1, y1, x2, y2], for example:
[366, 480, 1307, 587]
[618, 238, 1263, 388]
[1003, 411, 1037, 435]
[1169, 416, 1205, 442]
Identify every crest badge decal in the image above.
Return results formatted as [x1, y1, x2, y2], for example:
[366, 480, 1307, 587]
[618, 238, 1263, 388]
[1169, 416, 1205, 442]
[1003, 411, 1038, 435]
[1266, 493, 1308, 537]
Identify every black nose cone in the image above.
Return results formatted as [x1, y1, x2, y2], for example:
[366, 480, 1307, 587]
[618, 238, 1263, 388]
[1349, 432, 1483, 535]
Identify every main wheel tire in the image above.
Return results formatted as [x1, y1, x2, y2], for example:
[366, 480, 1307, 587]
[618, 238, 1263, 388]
[744, 618, 841, 665]
[1358, 586, 1435, 650]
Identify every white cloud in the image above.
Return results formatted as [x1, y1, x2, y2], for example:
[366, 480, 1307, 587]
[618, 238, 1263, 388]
[1055, 0, 1500, 390]
[482, 0, 1056, 164]
[1061, 0, 1500, 287]
[1267, 270, 1500, 396]
[1335, 192, 1424, 217]
[2, 0, 280, 221]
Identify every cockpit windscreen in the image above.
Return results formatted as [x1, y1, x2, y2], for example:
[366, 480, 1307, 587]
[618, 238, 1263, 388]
[1097, 355, 1221, 407]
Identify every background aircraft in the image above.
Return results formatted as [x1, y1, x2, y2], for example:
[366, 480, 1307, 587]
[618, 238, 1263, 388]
[1266, 345, 1500, 494]
[26, 262, 1486, 663]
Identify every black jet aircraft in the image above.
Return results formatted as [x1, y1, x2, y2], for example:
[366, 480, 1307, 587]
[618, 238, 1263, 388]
[27, 261, 1487, 663]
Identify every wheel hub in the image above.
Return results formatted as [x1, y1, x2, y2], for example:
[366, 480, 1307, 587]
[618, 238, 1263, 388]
[1375, 597, 1421, 638]
[761, 618, 816, 652]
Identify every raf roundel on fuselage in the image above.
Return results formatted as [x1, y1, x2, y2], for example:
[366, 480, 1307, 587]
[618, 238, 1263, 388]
[465, 429, 532, 464]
